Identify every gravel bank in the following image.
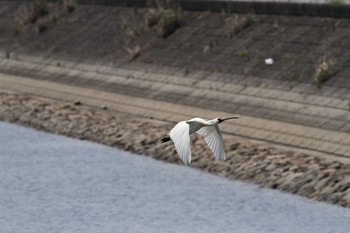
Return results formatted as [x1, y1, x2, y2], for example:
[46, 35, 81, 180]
[1, 90, 350, 207]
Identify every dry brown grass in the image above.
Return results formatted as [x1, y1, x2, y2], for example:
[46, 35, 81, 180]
[13, 0, 76, 35]
[27, 0, 49, 24]
[144, 1, 184, 38]
[157, 8, 183, 38]
[124, 45, 142, 61]
[36, 17, 50, 33]
[228, 14, 256, 38]
[313, 57, 334, 88]
[145, 8, 162, 27]
[64, 0, 76, 13]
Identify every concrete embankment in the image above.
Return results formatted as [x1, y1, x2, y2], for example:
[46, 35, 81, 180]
[1, 1, 350, 158]
[1, 90, 350, 207]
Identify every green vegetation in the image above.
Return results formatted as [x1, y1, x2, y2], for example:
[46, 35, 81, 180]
[120, 18, 129, 30]
[313, 58, 334, 88]
[114, 1, 185, 48]
[13, 25, 23, 35]
[237, 49, 248, 58]
[127, 24, 145, 41]
[64, 0, 76, 13]
[157, 8, 183, 38]
[330, 0, 345, 5]
[215, 66, 222, 73]
[37, 18, 49, 33]
[125, 45, 141, 61]
[14, 0, 77, 35]
[144, 1, 184, 39]
[145, 8, 162, 27]
[28, 0, 49, 24]
[240, 15, 255, 30]
[203, 45, 211, 54]
[332, 20, 343, 30]
[287, 74, 298, 81]
[50, 13, 59, 23]
[229, 14, 255, 38]
[255, 80, 262, 87]
[282, 54, 293, 62]
[183, 67, 190, 76]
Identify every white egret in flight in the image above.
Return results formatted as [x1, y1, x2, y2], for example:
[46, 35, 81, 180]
[161, 117, 239, 165]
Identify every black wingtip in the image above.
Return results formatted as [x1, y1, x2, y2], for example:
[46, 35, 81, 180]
[161, 135, 171, 143]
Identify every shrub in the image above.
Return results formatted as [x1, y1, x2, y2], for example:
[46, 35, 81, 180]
[13, 24, 24, 35]
[37, 17, 50, 33]
[64, 0, 76, 13]
[145, 8, 162, 27]
[229, 14, 255, 38]
[50, 14, 59, 23]
[157, 8, 183, 38]
[143, 1, 184, 38]
[28, 0, 49, 24]
[330, 0, 345, 5]
[313, 58, 334, 88]
[127, 25, 145, 41]
[183, 67, 190, 76]
[125, 45, 141, 61]
[237, 49, 248, 57]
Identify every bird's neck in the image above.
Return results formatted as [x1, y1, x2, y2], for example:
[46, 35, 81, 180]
[206, 119, 219, 126]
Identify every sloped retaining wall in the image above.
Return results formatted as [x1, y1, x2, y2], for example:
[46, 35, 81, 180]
[6, 0, 350, 17]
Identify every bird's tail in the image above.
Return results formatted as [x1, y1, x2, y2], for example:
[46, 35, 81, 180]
[161, 135, 171, 143]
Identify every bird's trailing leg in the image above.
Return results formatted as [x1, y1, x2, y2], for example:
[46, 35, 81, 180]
[161, 135, 171, 143]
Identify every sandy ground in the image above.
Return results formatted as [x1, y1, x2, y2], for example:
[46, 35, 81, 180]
[1, 121, 350, 233]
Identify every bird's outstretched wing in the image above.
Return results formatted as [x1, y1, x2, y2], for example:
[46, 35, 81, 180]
[169, 121, 191, 165]
[197, 125, 225, 160]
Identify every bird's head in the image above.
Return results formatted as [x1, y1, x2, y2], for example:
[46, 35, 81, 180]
[217, 116, 239, 124]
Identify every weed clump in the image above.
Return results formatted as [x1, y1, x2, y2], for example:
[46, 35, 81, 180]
[145, 8, 162, 27]
[145, 1, 184, 39]
[13, 25, 23, 35]
[127, 24, 145, 41]
[313, 58, 334, 88]
[237, 49, 248, 58]
[229, 14, 256, 38]
[36, 18, 50, 33]
[64, 0, 76, 13]
[14, 0, 76, 35]
[330, 0, 345, 5]
[28, 0, 49, 24]
[157, 8, 183, 38]
[125, 45, 141, 61]
[183, 67, 190, 76]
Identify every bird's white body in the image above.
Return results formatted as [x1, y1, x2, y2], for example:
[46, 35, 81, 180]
[186, 117, 218, 133]
[167, 117, 237, 165]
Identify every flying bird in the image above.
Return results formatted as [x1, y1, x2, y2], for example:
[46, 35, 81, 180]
[161, 117, 239, 165]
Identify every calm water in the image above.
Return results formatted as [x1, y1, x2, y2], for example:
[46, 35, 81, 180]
[0, 121, 349, 233]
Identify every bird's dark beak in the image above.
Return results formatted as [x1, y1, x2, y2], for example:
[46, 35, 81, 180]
[219, 116, 239, 123]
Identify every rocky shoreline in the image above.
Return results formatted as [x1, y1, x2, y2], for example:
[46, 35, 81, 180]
[1, 90, 350, 207]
